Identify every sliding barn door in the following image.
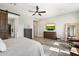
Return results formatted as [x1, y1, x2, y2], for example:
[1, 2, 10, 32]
[0, 10, 9, 39]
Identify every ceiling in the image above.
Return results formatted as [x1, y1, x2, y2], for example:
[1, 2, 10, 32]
[1, 3, 79, 19]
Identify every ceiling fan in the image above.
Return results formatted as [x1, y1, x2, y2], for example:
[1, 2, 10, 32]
[28, 5, 46, 16]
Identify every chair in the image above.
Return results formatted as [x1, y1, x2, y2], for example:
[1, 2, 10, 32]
[68, 39, 79, 56]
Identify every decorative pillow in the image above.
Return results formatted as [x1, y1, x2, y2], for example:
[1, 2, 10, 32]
[0, 38, 7, 52]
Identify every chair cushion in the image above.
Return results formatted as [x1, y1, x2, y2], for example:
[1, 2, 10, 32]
[72, 42, 79, 48]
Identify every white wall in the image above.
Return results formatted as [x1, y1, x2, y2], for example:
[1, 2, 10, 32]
[8, 13, 24, 38]
[19, 14, 34, 38]
[0, 3, 79, 39]
[37, 11, 79, 40]
[0, 4, 34, 38]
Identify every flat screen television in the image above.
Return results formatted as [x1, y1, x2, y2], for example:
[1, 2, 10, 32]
[46, 24, 55, 30]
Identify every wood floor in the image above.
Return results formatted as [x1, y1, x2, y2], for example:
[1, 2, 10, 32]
[33, 37, 71, 56]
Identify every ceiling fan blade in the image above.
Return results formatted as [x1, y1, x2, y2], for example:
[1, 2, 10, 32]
[38, 13, 41, 16]
[36, 5, 39, 11]
[32, 12, 37, 16]
[38, 11, 46, 13]
[32, 13, 35, 16]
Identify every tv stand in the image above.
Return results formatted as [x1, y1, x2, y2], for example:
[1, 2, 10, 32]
[44, 31, 57, 39]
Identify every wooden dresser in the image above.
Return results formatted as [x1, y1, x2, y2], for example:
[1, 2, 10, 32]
[44, 31, 57, 39]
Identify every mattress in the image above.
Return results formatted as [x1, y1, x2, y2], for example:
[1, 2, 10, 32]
[0, 37, 44, 56]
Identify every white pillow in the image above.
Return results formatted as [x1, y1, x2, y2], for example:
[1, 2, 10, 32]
[0, 38, 7, 52]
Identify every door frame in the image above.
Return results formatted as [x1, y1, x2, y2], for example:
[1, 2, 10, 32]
[33, 20, 39, 38]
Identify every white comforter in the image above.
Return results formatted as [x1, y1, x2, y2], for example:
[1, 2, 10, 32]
[0, 37, 44, 56]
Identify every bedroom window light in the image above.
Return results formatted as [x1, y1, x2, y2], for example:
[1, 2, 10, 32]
[60, 50, 70, 54]
[53, 42, 59, 46]
[49, 47, 59, 52]
[49, 46, 70, 55]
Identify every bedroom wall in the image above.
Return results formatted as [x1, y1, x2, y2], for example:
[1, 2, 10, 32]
[0, 4, 34, 38]
[0, 3, 79, 39]
[37, 11, 79, 40]
[19, 14, 34, 38]
[8, 13, 23, 38]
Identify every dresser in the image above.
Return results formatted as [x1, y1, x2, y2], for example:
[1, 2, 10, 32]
[44, 31, 57, 39]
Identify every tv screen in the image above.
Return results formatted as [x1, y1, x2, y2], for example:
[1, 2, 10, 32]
[46, 24, 55, 30]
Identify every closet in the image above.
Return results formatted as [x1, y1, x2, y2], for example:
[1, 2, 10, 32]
[0, 9, 20, 39]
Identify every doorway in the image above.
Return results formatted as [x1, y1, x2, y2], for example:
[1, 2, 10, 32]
[64, 23, 78, 41]
[33, 20, 39, 38]
[8, 18, 15, 38]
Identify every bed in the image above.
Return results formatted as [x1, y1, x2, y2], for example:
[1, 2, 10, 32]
[0, 37, 45, 56]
